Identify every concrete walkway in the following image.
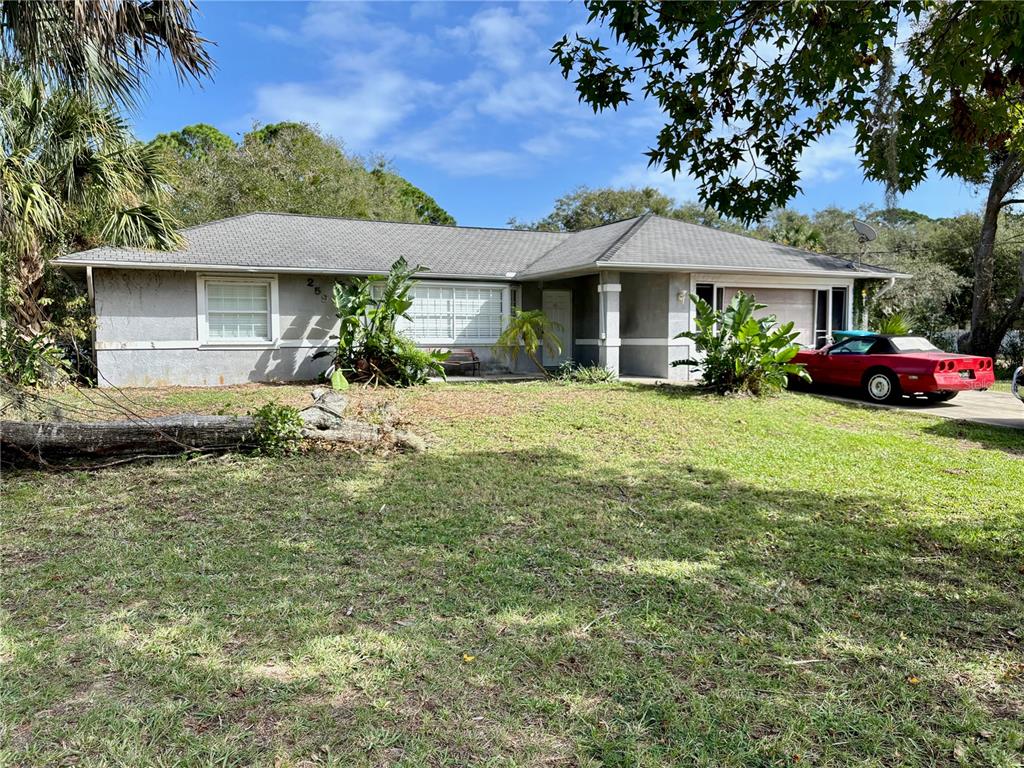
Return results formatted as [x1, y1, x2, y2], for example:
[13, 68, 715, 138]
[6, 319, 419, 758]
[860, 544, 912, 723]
[815, 388, 1024, 430]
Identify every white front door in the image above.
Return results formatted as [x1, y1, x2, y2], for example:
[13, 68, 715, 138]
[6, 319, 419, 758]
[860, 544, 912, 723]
[542, 290, 572, 367]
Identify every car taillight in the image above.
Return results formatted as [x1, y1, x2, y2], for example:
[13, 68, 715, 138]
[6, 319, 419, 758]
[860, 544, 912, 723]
[936, 360, 952, 372]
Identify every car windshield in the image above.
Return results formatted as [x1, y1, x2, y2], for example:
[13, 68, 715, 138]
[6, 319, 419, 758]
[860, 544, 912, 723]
[829, 338, 877, 354]
[889, 336, 939, 353]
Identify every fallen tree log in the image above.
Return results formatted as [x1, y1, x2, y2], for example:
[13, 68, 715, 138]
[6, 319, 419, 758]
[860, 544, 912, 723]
[2, 411, 424, 463]
[1, 414, 257, 459]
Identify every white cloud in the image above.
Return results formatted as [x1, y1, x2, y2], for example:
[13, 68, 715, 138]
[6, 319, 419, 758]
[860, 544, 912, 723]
[244, 1, 601, 175]
[442, 5, 543, 73]
[421, 148, 529, 177]
[521, 133, 564, 157]
[477, 72, 572, 120]
[408, 2, 446, 21]
[798, 128, 859, 184]
[255, 71, 435, 149]
[611, 162, 699, 202]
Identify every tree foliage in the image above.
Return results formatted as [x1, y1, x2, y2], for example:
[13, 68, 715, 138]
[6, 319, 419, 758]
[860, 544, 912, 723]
[150, 123, 234, 161]
[152, 122, 455, 227]
[673, 291, 809, 396]
[510, 185, 677, 231]
[0, 66, 181, 346]
[553, 1, 1021, 220]
[553, 1, 1024, 356]
[511, 185, 744, 232]
[314, 257, 448, 387]
[0, 0, 212, 106]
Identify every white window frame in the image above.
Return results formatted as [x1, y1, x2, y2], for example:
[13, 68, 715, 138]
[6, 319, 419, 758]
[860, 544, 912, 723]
[688, 274, 855, 348]
[196, 273, 280, 346]
[396, 281, 511, 346]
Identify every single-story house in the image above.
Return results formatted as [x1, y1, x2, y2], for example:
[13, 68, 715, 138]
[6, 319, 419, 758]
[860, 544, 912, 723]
[55, 212, 903, 387]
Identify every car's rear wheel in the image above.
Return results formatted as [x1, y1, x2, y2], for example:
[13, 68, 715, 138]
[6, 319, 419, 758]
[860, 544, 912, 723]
[863, 369, 901, 404]
[926, 391, 958, 403]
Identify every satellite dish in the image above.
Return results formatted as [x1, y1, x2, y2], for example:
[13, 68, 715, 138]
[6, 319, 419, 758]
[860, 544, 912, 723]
[852, 219, 878, 244]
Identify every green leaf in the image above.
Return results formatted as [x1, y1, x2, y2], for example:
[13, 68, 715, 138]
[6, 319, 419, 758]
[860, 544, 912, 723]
[330, 369, 349, 391]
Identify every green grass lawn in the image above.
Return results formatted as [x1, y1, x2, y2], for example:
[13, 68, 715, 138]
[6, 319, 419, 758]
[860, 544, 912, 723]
[3, 383, 1023, 767]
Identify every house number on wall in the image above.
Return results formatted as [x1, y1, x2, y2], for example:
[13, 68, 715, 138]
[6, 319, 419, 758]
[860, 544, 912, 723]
[306, 278, 328, 302]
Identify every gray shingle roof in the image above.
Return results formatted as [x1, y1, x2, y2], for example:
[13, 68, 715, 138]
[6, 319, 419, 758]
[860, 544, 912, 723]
[57, 212, 569, 278]
[57, 211, 903, 279]
[514, 217, 642, 277]
[519, 214, 903, 278]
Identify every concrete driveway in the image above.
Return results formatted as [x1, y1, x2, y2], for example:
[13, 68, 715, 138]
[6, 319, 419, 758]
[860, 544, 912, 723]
[815, 388, 1024, 430]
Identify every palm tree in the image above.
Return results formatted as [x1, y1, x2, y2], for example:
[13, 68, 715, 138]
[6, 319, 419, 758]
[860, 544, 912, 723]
[1, 66, 183, 339]
[872, 311, 912, 336]
[0, 0, 213, 105]
[493, 309, 563, 377]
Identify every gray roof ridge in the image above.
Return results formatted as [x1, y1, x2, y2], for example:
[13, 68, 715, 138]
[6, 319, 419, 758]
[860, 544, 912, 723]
[595, 212, 652, 262]
[222, 210, 572, 236]
[517, 214, 646, 275]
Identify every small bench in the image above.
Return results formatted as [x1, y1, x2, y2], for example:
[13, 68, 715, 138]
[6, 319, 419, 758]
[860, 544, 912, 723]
[442, 348, 481, 376]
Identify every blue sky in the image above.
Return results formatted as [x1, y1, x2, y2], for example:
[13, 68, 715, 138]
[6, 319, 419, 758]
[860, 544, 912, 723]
[134, 0, 986, 228]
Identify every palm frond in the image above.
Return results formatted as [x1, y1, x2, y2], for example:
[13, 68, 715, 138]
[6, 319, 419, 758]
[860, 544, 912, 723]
[1, 0, 214, 106]
[99, 203, 183, 250]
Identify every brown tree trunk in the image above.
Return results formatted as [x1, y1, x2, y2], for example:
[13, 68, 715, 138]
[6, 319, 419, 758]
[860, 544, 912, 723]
[965, 152, 1024, 358]
[11, 246, 49, 340]
[1, 415, 257, 459]
[527, 348, 551, 378]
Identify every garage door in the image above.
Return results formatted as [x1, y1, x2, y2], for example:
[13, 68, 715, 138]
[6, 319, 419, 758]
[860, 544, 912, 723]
[721, 287, 816, 347]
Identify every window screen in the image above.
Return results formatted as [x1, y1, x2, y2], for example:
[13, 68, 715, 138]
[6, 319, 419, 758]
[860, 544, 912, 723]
[206, 282, 271, 340]
[695, 283, 714, 308]
[401, 285, 505, 343]
[814, 289, 829, 348]
[831, 287, 848, 332]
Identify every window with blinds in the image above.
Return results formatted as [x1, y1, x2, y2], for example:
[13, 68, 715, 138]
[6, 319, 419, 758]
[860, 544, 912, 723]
[399, 285, 505, 343]
[205, 281, 271, 340]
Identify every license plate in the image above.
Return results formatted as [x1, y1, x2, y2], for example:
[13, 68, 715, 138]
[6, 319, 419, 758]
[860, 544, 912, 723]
[959, 370, 973, 379]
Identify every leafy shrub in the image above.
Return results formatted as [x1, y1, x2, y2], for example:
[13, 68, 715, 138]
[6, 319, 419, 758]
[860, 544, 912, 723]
[555, 362, 617, 383]
[1000, 330, 1023, 364]
[0, 324, 72, 387]
[314, 257, 448, 387]
[673, 291, 810, 395]
[248, 403, 304, 456]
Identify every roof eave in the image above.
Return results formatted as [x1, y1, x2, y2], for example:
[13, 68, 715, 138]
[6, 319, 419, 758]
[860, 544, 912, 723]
[520, 261, 910, 280]
[52, 258, 517, 282]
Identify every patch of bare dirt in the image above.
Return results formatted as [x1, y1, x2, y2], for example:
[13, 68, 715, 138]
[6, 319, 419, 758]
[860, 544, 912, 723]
[401, 385, 610, 426]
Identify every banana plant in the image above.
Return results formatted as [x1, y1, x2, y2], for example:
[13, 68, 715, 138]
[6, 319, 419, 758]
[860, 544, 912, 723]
[673, 291, 810, 395]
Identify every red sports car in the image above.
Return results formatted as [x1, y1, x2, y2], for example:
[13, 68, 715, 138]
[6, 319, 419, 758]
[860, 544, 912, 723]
[793, 334, 995, 404]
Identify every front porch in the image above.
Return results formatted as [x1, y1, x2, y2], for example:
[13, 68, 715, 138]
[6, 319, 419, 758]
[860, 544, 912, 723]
[519, 270, 858, 380]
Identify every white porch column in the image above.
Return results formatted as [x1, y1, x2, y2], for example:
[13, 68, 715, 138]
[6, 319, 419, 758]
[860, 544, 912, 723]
[598, 272, 621, 374]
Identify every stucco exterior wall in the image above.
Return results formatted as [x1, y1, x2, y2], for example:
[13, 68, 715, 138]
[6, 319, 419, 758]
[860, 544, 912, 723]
[92, 268, 513, 387]
[89, 267, 850, 387]
[96, 347, 326, 388]
[620, 273, 668, 339]
[618, 271, 691, 380]
[94, 269, 198, 343]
